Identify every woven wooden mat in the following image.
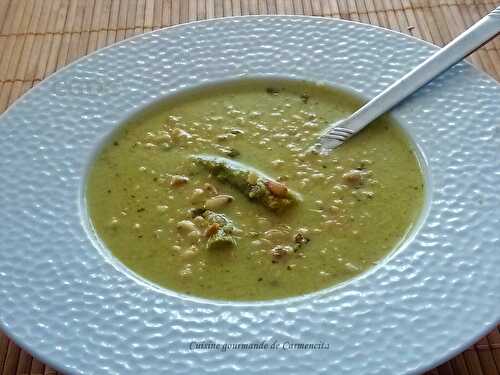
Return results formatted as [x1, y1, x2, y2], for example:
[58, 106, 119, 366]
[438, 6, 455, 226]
[0, 1, 499, 374]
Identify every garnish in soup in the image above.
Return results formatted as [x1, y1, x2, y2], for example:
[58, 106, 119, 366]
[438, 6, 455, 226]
[87, 80, 424, 300]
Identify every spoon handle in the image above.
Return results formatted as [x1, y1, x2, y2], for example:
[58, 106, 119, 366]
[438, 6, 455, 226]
[319, 7, 500, 152]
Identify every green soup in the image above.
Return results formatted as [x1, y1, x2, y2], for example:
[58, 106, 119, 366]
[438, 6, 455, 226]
[87, 79, 424, 300]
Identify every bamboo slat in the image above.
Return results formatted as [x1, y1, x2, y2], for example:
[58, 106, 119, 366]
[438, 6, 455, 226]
[222, 0, 231, 17]
[7, 0, 37, 80]
[14, 349, 32, 375]
[0, 1, 29, 81]
[115, 0, 128, 41]
[301, 0, 313, 15]
[475, 337, 499, 375]
[400, 0, 420, 38]
[421, 0, 445, 46]
[371, 0, 390, 28]
[124, 0, 137, 38]
[345, 0, 361, 21]
[86, 0, 104, 53]
[276, 0, 293, 14]
[362, 0, 381, 26]
[44, 0, 71, 78]
[408, 0, 433, 40]
[0, 2, 499, 375]
[29, 0, 55, 80]
[29, 357, 44, 375]
[487, 328, 500, 371]
[144, 0, 155, 31]
[205, 0, 214, 18]
[353, 0, 371, 25]
[464, 346, 487, 375]
[134, 0, 146, 36]
[171, 0, 180, 25]
[2, 341, 21, 375]
[189, 0, 198, 20]
[179, 0, 189, 23]
[438, 360, 456, 375]
[12, 0, 42, 81]
[55, 0, 77, 71]
[0, 81, 13, 113]
[152, 0, 163, 29]
[214, 0, 224, 18]
[98, 0, 112, 49]
[232, 0, 243, 16]
[161, 0, 174, 27]
[248, 0, 259, 15]
[65, 0, 89, 64]
[0, 1, 10, 28]
[0, 333, 8, 374]
[451, 353, 472, 375]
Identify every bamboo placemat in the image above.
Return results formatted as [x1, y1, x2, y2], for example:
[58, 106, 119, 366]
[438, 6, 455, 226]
[0, 1, 499, 374]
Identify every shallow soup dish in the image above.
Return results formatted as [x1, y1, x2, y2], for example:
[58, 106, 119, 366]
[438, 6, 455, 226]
[0, 17, 499, 375]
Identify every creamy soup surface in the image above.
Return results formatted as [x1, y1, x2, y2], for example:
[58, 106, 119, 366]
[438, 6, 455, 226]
[87, 80, 424, 300]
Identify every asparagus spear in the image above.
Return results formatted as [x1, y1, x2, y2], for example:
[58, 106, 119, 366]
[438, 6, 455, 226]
[197, 209, 237, 250]
[192, 155, 301, 212]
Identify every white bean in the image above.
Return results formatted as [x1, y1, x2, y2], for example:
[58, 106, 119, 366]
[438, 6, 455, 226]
[170, 175, 189, 187]
[191, 188, 205, 203]
[204, 195, 234, 210]
[177, 220, 198, 233]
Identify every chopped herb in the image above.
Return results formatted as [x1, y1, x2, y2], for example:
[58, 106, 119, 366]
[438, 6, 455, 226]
[293, 232, 310, 252]
[190, 207, 207, 218]
[266, 87, 280, 95]
[300, 93, 309, 104]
